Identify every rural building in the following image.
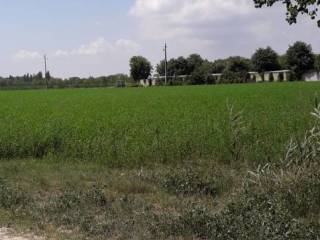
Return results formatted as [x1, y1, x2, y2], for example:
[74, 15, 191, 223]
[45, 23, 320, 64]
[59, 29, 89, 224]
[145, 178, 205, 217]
[249, 70, 291, 82]
[140, 69, 320, 87]
[140, 78, 157, 87]
[303, 71, 320, 81]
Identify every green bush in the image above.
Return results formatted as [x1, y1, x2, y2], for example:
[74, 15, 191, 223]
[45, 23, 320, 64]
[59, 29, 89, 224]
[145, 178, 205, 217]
[220, 71, 249, 84]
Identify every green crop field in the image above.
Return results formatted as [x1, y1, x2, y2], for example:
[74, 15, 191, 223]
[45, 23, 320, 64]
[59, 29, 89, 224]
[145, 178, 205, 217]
[0, 82, 320, 239]
[0, 82, 318, 166]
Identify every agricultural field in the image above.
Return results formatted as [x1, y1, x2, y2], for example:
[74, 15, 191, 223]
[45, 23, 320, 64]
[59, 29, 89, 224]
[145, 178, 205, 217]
[0, 82, 320, 239]
[0, 82, 318, 166]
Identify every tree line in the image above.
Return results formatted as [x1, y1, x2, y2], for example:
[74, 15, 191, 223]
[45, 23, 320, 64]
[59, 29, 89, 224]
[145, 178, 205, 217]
[1, 41, 319, 90]
[130, 41, 320, 85]
[0, 73, 134, 90]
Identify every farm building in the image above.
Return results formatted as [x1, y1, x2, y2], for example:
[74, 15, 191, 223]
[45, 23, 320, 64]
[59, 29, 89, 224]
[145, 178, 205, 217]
[140, 77, 157, 87]
[302, 71, 320, 81]
[139, 69, 320, 87]
[249, 70, 291, 82]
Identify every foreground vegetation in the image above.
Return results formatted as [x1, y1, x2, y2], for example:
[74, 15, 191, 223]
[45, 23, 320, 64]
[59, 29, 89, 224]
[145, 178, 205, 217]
[0, 82, 319, 167]
[0, 82, 319, 239]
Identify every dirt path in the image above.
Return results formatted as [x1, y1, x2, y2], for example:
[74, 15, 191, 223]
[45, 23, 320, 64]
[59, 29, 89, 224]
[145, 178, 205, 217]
[0, 228, 42, 240]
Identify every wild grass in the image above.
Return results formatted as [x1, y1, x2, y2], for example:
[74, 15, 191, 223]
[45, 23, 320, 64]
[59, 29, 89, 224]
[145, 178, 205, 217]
[0, 82, 319, 167]
[0, 82, 319, 239]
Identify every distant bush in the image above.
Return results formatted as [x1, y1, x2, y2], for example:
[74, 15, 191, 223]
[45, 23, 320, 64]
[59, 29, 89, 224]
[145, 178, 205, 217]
[220, 71, 249, 84]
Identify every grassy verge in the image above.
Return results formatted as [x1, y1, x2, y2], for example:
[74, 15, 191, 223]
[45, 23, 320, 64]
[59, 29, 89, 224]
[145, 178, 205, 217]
[0, 155, 319, 239]
[0, 83, 319, 238]
[0, 159, 240, 239]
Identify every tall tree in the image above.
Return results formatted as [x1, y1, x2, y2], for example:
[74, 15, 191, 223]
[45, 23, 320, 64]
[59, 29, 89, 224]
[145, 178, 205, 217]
[251, 47, 280, 73]
[156, 56, 197, 76]
[225, 56, 251, 73]
[221, 57, 251, 84]
[278, 54, 288, 69]
[253, 0, 320, 27]
[129, 56, 152, 82]
[190, 61, 213, 85]
[156, 59, 177, 76]
[186, 54, 204, 74]
[174, 57, 189, 75]
[212, 59, 228, 73]
[286, 41, 315, 78]
[315, 54, 320, 72]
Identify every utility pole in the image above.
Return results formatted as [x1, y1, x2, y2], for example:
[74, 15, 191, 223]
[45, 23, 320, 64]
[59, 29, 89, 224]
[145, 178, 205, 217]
[164, 43, 168, 85]
[44, 54, 48, 89]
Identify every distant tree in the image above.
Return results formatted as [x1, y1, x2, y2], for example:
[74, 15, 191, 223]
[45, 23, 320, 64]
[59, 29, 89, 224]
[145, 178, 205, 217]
[212, 59, 228, 73]
[251, 47, 280, 73]
[186, 54, 204, 74]
[45, 71, 51, 80]
[315, 54, 320, 72]
[253, 0, 320, 27]
[129, 56, 152, 82]
[156, 58, 179, 76]
[278, 54, 288, 69]
[286, 41, 315, 78]
[156, 60, 166, 76]
[157, 55, 202, 77]
[221, 57, 251, 84]
[174, 56, 189, 75]
[225, 56, 251, 73]
[190, 61, 213, 85]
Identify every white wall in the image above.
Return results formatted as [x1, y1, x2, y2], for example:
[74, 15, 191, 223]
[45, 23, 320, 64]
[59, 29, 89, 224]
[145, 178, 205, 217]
[303, 71, 320, 82]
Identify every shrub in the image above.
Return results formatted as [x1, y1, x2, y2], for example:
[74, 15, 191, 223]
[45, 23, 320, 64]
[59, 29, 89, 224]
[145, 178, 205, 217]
[220, 71, 248, 84]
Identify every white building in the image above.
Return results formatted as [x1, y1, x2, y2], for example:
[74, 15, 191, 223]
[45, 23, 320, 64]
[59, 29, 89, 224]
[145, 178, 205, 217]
[249, 70, 291, 82]
[303, 71, 320, 82]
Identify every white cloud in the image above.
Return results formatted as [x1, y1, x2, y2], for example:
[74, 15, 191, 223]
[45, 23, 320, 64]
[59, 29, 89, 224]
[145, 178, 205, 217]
[13, 50, 42, 60]
[130, 0, 320, 61]
[115, 39, 140, 52]
[131, 0, 252, 23]
[130, 0, 253, 39]
[53, 38, 140, 57]
[73, 37, 112, 56]
[54, 49, 70, 57]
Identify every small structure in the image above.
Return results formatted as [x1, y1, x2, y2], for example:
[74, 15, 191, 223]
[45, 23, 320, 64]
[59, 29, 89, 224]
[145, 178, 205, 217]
[249, 70, 291, 82]
[142, 69, 296, 87]
[211, 73, 222, 83]
[303, 71, 320, 82]
[140, 77, 157, 87]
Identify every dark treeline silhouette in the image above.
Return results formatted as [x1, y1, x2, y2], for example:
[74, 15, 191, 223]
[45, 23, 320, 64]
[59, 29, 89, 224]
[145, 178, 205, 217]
[0, 73, 134, 90]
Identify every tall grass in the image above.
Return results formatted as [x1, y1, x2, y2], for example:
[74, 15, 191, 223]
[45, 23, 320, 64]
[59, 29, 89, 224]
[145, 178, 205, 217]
[0, 82, 318, 166]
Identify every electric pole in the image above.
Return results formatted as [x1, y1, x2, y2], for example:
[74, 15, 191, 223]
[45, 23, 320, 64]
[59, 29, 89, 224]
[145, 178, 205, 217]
[164, 43, 168, 85]
[44, 54, 48, 89]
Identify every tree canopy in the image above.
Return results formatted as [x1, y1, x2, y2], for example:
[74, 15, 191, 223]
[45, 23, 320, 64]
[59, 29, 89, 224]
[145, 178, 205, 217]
[129, 56, 152, 82]
[286, 41, 315, 77]
[225, 57, 251, 73]
[253, 0, 320, 27]
[156, 54, 204, 77]
[315, 54, 320, 71]
[251, 47, 280, 73]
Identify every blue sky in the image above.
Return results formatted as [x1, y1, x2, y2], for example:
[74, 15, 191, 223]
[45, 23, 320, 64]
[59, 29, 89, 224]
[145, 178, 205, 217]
[0, 0, 319, 78]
